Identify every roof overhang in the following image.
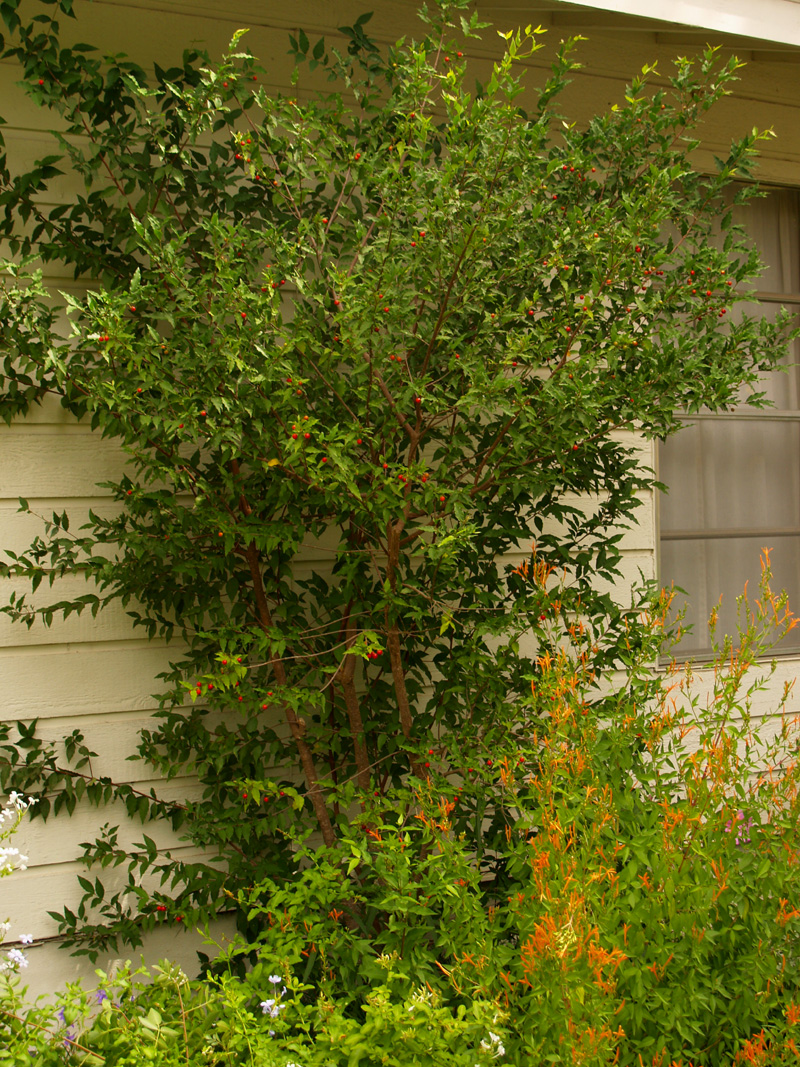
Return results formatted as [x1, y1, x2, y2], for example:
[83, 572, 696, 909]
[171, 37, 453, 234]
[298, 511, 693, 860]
[551, 0, 800, 48]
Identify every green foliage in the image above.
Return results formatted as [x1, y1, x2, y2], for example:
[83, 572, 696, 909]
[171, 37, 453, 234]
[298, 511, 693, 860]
[0, 960, 505, 1066]
[4, 560, 800, 1065]
[0, 0, 795, 1029]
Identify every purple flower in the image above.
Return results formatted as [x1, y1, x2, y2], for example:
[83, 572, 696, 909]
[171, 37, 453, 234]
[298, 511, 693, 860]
[260, 997, 286, 1018]
[725, 810, 753, 847]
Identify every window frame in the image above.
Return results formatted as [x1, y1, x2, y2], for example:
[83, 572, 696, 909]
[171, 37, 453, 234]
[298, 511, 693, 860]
[657, 187, 800, 660]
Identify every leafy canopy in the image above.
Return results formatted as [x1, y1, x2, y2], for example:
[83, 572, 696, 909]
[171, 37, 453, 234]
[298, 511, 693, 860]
[0, 0, 791, 960]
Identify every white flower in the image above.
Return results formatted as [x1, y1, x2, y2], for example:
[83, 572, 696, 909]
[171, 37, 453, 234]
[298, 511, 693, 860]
[0, 846, 29, 876]
[268, 974, 282, 984]
[5, 947, 28, 969]
[19, 934, 33, 945]
[480, 1032, 506, 1058]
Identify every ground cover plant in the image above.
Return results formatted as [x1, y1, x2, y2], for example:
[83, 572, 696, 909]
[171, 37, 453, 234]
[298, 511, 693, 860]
[1, 0, 800, 1062]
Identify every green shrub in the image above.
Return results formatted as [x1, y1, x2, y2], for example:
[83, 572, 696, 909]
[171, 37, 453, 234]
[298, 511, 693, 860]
[1, 1, 800, 1063]
[0, 0, 790, 962]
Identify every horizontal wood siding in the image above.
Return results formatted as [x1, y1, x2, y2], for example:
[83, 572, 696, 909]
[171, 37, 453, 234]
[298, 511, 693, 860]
[1, 0, 798, 997]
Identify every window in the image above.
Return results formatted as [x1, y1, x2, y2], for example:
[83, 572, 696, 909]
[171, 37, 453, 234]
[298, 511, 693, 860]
[658, 187, 800, 655]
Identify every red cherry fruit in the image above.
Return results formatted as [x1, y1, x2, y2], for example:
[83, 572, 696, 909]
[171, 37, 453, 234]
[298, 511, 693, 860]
[356, 438, 362, 444]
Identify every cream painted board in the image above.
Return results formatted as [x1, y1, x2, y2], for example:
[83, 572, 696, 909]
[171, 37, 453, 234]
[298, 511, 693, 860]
[0, 845, 219, 940]
[661, 654, 800, 720]
[4, 421, 98, 437]
[17, 713, 199, 785]
[591, 546, 655, 596]
[14, 777, 206, 868]
[12, 916, 237, 1001]
[559, 30, 800, 109]
[0, 576, 151, 649]
[20, 705, 259, 788]
[499, 489, 657, 554]
[0, 643, 175, 719]
[67, 0, 430, 60]
[0, 431, 131, 498]
[6, 394, 90, 427]
[1, 501, 119, 557]
[4, 12, 799, 120]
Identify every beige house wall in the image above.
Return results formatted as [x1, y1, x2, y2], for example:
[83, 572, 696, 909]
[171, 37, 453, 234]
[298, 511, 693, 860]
[2, 0, 800, 996]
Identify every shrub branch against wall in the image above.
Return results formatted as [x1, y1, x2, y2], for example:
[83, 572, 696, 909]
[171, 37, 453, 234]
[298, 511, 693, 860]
[0, 0, 792, 964]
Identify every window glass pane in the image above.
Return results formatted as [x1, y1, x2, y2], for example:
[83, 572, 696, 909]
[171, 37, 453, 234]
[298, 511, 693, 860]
[732, 188, 800, 294]
[727, 303, 800, 411]
[660, 186, 800, 654]
[660, 420, 800, 534]
[660, 535, 800, 656]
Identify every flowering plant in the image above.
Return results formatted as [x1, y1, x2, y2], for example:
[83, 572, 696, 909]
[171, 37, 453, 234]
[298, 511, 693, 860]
[0, 0, 792, 966]
[218, 555, 800, 1067]
[0, 792, 34, 976]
